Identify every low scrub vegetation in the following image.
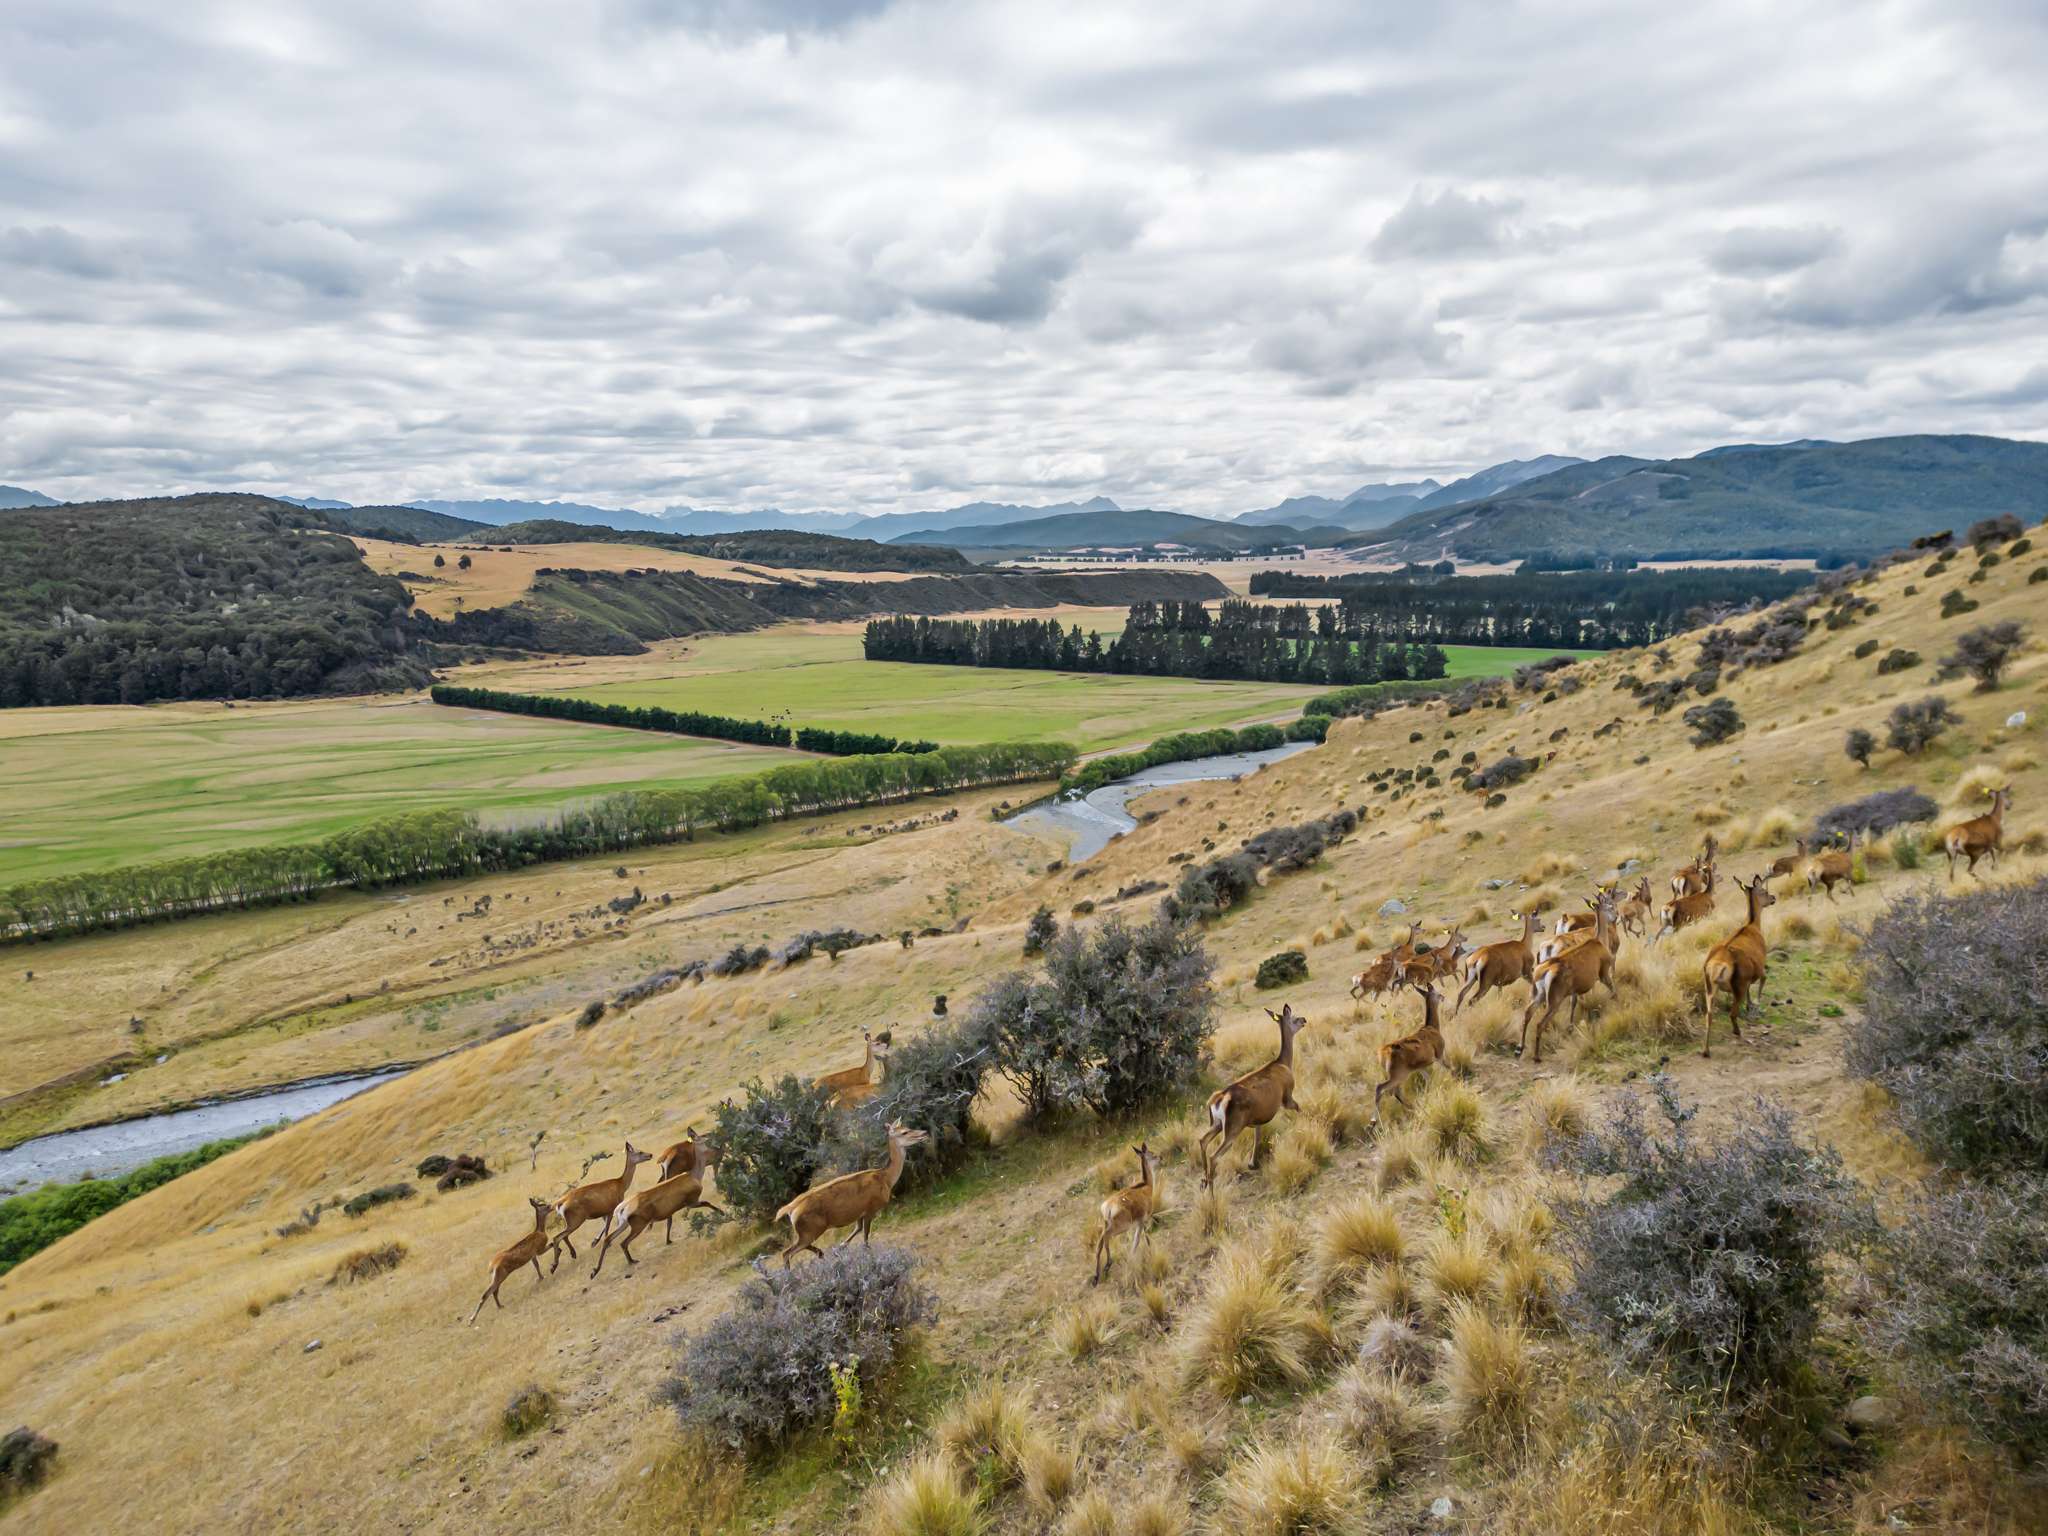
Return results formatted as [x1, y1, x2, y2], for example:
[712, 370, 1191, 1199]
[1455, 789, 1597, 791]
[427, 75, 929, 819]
[706, 1075, 838, 1221]
[1885, 695, 1962, 756]
[330, 1242, 407, 1284]
[1936, 619, 2027, 691]
[1812, 786, 1937, 848]
[1253, 950, 1308, 989]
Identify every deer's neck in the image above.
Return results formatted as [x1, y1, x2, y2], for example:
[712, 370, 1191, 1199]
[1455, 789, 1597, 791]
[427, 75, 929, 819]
[619, 1158, 642, 1198]
[1275, 1027, 1295, 1071]
[884, 1137, 908, 1190]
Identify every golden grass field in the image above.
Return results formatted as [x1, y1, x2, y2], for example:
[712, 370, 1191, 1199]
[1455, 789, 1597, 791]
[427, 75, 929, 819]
[2, 536, 2044, 1534]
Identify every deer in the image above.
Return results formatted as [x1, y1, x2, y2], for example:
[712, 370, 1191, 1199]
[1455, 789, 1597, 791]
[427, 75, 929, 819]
[1453, 909, 1539, 1015]
[590, 1131, 724, 1277]
[468, 1197, 554, 1324]
[1539, 892, 1624, 966]
[1617, 877, 1655, 938]
[1943, 785, 2011, 881]
[546, 1141, 651, 1272]
[1091, 1142, 1161, 1286]
[1702, 874, 1777, 1057]
[1372, 984, 1446, 1123]
[1518, 900, 1617, 1064]
[1805, 835, 1856, 902]
[1349, 955, 1399, 1000]
[1198, 1004, 1304, 1188]
[1767, 838, 1809, 882]
[1656, 863, 1718, 941]
[1398, 926, 1468, 991]
[1671, 834, 1718, 899]
[774, 1121, 929, 1267]
[815, 1029, 892, 1108]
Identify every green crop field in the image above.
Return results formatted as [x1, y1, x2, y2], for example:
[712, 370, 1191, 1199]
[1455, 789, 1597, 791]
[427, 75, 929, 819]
[0, 699, 802, 881]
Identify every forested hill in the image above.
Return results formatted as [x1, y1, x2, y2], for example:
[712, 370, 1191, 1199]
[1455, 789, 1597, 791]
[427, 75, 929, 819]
[0, 495, 431, 707]
[319, 503, 491, 543]
[1348, 434, 2048, 563]
[482, 518, 976, 573]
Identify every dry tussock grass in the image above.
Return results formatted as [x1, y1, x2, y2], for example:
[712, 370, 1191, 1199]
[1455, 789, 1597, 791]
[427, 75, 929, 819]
[1213, 1433, 1364, 1536]
[1439, 1299, 1536, 1459]
[1021, 1435, 1077, 1514]
[1948, 762, 2010, 807]
[865, 1453, 984, 1536]
[1211, 1017, 1274, 1073]
[1332, 1365, 1429, 1487]
[1418, 1077, 1488, 1161]
[1692, 802, 1732, 826]
[1374, 1127, 1426, 1194]
[936, 1379, 1035, 1488]
[1269, 1120, 1331, 1194]
[1057, 1488, 1117, 1536]
[1341, 1259, 1419, 1327]
[1178, 1243, 1327, 1396]
[1520, 1074, 1593, 1155]
[1516, 884, 1564, 915]
[1520, 851, 1580, 885]
[1313, 1195, 1405, 1294]
[1494, 1249, 1569, 1328]
[1055, 1295, 1117, 1361]
[1197, 1183, 1232, 1238]
[1419, 1231, 1496, 1318]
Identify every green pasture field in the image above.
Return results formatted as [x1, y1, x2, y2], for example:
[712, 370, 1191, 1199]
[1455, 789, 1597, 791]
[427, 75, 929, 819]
[0, 698, 801, 881]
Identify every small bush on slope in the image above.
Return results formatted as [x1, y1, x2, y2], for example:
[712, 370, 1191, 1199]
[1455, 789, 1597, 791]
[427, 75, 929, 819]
[1811, 786, 1937, 848]
[1550, 1080, 1870, 1405]
[1846, 879, 2048, 1173]
[706, 1074, 836, 1222]
[661, 1245, 936, 1453]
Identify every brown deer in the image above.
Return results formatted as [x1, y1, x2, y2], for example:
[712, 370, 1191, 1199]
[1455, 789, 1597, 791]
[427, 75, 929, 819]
[1943, 785, 2011, 881]
[1518, 902, 1617, 1064]
[468, 1197, 554, 1324]
[1372, 984, 1446, 1123]
[1198, 1004, 1305, 1188]
[1540, 892, 1623, 966]
[1656, 864, 1718, 940]
[1453, 909, 1539, 1015]
[1767, 838, 1809, 882]
[1702, 875, 1777, 1057]
[1671, 835, 1718, 899]
[1092, 1143, 1161, 1286]
[1349, 955, 1399, 1000]
[1397, 926, 1467, 991]
[774, 1121, 929, 1267]
[815, 1029, 892, 1108]
[590, 1132, 725, 1276]
[1805, 836, 1856, 902]
[546, 1141, 651, 1272]
[1617, 877, 1655, 938]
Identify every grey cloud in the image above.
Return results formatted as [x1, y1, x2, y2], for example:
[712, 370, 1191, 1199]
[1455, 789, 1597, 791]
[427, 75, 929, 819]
[1707, 224, 1841, 276]
[1371, 188, 1518, 261]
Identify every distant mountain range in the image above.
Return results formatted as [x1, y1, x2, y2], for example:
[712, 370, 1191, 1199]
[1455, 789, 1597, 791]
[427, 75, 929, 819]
[0, 485, 59, 508]
[887, 506, 1337, 554]
[1232, 457, 1584, 531]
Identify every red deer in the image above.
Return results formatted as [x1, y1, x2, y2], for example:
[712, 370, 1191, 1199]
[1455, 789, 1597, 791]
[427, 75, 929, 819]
[1198, 1004, 1304, 1188]
[1767, 838, 1809, 882]
[1943, 785, 2011, 881]
[1397, 926, 1468, 991]
[1656, 864, 1718, 940]
[1453, 910, 1539, 1015]
[1349, 955, 1399, 1000]
[1702, 875, 1777, 1057]
[774, 1121, 929, 1267]
[1518, 903, 1617, 1064]
[468, 1197, 554, 1324]
[590, 1132, 724, 1277]
[1616, 877, 1654, 938]
[1805, 838, 1856, 902]
[1092, 1143, 1161, 1286]
[815, 1029, 892, 1108]
[1671, 835, 1718, 899]
[1372, 985, 1446, 1123]
[546, 1141, 650, 1272]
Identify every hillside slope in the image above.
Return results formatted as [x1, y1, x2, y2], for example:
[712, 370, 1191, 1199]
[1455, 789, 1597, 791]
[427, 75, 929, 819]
[899, 506, 1340, 552]
[1, 528, 2043, 1533]
[1351, 434, 2048, 562]
[481, 518, 976, 573]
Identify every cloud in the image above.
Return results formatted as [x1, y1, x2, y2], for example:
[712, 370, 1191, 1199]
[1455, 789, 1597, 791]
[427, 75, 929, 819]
[1371, 187, 1517, 261]
[1706, 224, 1840, 276]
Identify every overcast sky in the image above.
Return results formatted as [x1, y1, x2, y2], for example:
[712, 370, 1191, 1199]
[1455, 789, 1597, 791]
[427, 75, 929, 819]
[3, 0, 2045, 517]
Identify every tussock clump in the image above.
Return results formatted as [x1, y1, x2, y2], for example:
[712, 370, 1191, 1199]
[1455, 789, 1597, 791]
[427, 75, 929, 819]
[1419, 1232, 1496, 1318]
[1179, 1245, 1326, 1396]
[1440, 1300, 1536, 1458]
[1269, 1121, 1331, 1194]
[1522, 1075, 1594, 1155]
[1297, 1082, 1367, 1145]
[1141, 1283, 1170, 1325]
[1315, 1195, 1406, 1294]
[1495, 1250, 1569, 1328]
[1055, 1295, 1117, 1361]
[1197, 1183, 1232, 1238]
[1347, 1258, 1420, 1325]
[330, 1242, 406, 1284]
[1355, 1315, 1434, 1382]
[1691, 801, 1732, 827]
[1333, 1366, 1428, 1487]
[937, 1380, 1034, 1487]
[340, 1183, 414, 1218]
[0, 1426, 58, 1496]
[1520, 851, 1580, 885]
[500, 1385, 554, 1439]
[1752, 806, 1798, 846]
[1515, 884, 1564, 915]
[1374, 1128, 1425, 1194]
[1124, 1491, 1189, 1536]
[1058, 1488, 1117, 1536]
[1419, 1078, 1488, 1161]
[866, 1453, 986, 1536]
[1213, 1434, 1364, 1536]
[1021, 1436, 1077, 1514]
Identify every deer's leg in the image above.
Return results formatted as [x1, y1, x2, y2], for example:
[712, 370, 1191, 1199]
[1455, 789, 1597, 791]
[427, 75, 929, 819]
[590, 1231, 612, 1279]
[469, 1281, 496, 1325]
[1247, 1124, 1264, 1170]
[530, 1258, 544, 1285]
[1093, 1229, 1110, 1285]
[664, 1216, 674, 1244]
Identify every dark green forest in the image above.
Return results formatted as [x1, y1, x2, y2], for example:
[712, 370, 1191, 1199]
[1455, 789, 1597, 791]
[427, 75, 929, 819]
[0, 495, 431, 707]
[863, 600, 1451, 686]
[431, 683, 938, 756]
[1245, 566, 1815, 648]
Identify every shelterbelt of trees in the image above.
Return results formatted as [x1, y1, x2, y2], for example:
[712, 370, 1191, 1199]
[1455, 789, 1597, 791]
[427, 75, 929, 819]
[1245, 565, 1815, 649]
[0, 739, 1074, 943]
[429, 684, 939, 756]
[1059, 718, 1331, 794]
[862, 600, 1453, 686]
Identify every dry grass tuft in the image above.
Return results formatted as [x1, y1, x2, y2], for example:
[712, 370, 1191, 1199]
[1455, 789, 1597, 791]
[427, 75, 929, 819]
[1298, 1082, 1368, 1145]
[1125, 1491, 1189, 1536]
[936, 1379, 1034, 1487]
[1333, 1366, 1429, 1487]
[866, 1453, 987, 1536]
[1315, 1195, 1406, 1294]
[1179, 1245, 1327, 1396]
[1520, 851, 1580, 885]
[1213, 1434, 1365, 1536]
[1692, 802, 1732, 826]
[330, 1242, 406, 1285]
[1374, 1127, 1426, 1194]
[1439, 1300, 1536, 1458]
[1419, 1232, 1497, 1318]
[1021, 1436, 1077, 1515]
[1197, 1183, 1232, 1238]
[1521, 1074, 1593, 1155]
[1269, 1120, 1331, 1194]
[1516, 884, 1564, 915]
[1752, 805, 1799, 845]
[1141, 1283, 1171, 1326]
[1054, 1295, 1117, 1361]
[1494, 1249, 1569, 1329]
[1355, 1314, 1435, 1381]
[1164, 1421, 1220, 1480]
[1419, 1078, 1488, 1161]
[1057, 1488, 1117, 1536]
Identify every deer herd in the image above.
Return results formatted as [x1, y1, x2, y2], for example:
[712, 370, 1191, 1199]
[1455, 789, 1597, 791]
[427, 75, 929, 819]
[472, 780, 2017, 1318]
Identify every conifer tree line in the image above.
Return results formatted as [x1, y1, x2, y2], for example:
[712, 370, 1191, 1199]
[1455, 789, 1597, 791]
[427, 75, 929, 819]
[429, 685, 937, 756]
[2, 739, 1073, 944]
[1244, 566, 1813, 649]
[862, 599, 1451, 686]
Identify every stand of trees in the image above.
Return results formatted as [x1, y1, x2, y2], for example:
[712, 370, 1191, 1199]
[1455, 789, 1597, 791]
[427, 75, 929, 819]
[2, 739, 1074, 944]
[864, 600, 1450, 687]
[1242, 567, 1814, 650]
[429, 685, 937, 756]
[1060, 719, 1328, 795]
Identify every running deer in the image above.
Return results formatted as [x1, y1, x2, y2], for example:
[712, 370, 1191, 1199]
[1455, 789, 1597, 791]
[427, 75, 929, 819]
[815, 1029, 892, 1107]
[774, 1121, 929, 1267]
[1454, 910, 1539, 1015]
[1617, 877, 1654, 938]
[1767, 838, 1809, 882]
[546, 1141, 650, 1272]
[1398, 927, 1468, 991]
[1349, 955, 1399, 1000]
[590, 1131, 725, 1277]
[1092, 1143, 1161, 1286]
[1198, 1004, 1304, 1188]
[1671, 835, 1718, 899]
[1656, 863, 1718, 940]
[1805, 836, 1856, 902]
[1943, 785, 2011, 881]
[1372, 984, 1446, 1123]
[468, 1197, 554, 1324]
[1540, 892, 1623, 965]
[1519, 901, 1617, 1064]
[1702, 874, 1777, 1057]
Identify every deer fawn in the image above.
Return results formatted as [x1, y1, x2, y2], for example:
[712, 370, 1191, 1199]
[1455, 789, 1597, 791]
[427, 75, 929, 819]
[1198, 1004, 1304, 1188]
[1453, 909, 1539, 1015]
[1092, 1143, 1161, 1286]
[590, 1131, 725, 1277]
[815, 1028, 892, 1108]
[1519, 898, 1616, 1064]
[1372, 984, 1446, 1123]
[1944, 785, 2011, 881]
[1617, 877, 1654, 938]
[774, 1121, 929, 1267]
[547, 1141, 650, 1272]
[1349, 955, 1398, 1000]
[1702, 875, 1776, 1057]
[1805, 836, 1856, 902]
[469, 1197, 554, 1324]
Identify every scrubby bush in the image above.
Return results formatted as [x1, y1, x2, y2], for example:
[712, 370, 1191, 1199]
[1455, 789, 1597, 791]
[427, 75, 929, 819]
[1514, 656, 1580, 691]
[1843, 727, 1875, 769]
[705, 1075, 836, 1221]
[1165, 851, 1259, 924]
[341, 1183, 414, 1217]
[1254, 950, 1309, 990]
[1682, 697, 1743, 748]
[0, 1426, 58, 1498]
[1022, 905, 1057, 957]
[1811, 786, 1937, 847]
[1876, 646, 1920, 675]
[1551, 1081, 1869, 1404]
[330, 1241, 407, 1283]
[1940, 588, 1980, 618]
[711, 943, 772, 977]
[660, 1245, 937, 1452]
[1874, 1174, 2048, 1471]
[1885, 695, 1961, 756]
[1967, 513, 2024, 547]
[500, 1385, 555, 1438]
[1470, 753, 1537, 792]
[1846, 879, 2048, 1172]
[1937, 620, 2027, 692]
